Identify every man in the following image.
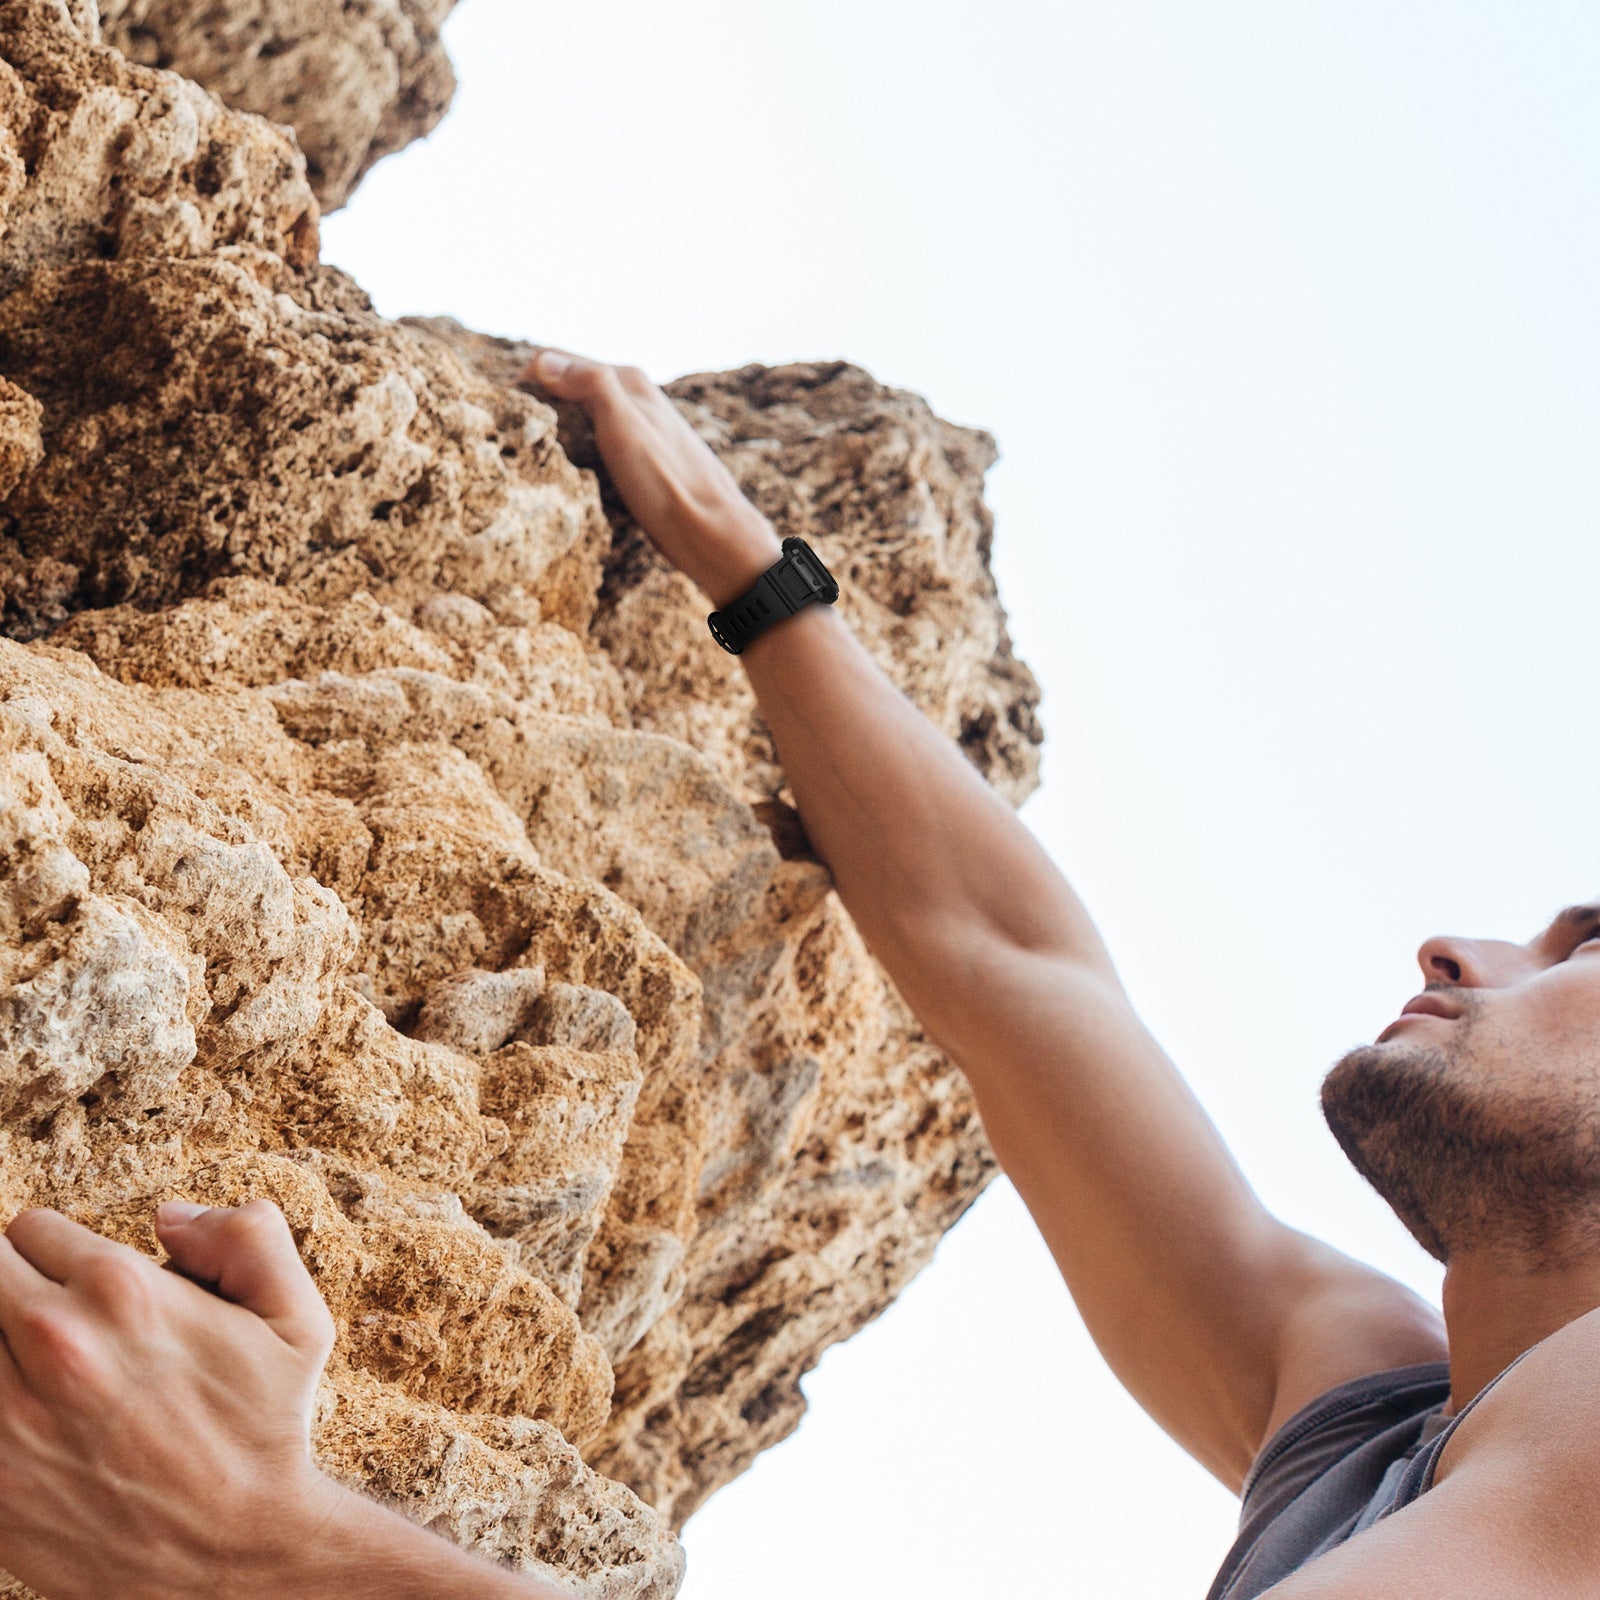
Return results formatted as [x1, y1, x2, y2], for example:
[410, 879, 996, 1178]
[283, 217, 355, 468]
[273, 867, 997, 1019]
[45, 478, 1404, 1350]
[2, 349, 1596, 1599]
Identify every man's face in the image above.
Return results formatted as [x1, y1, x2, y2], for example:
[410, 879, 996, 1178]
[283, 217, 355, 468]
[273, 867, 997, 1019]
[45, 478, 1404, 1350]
[1320, 902, 1600, 1265]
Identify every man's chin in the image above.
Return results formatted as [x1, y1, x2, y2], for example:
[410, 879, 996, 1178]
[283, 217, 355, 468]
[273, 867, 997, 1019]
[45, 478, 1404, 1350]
[1319, 1042, 1456, 1263]
[1320, 1040, 1456, 1143]
[1323, 1038, 1448, 1093]
[1320, 1031, 1600, 1266]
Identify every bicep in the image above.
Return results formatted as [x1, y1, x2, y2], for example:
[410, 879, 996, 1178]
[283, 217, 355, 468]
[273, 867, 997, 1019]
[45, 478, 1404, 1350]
[901, 931, 1449, 1489]
[911, 935, 1366, 1487]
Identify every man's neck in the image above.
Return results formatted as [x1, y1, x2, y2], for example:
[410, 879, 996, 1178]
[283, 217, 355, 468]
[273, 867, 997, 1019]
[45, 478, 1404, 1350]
[1441, 1247, 1600, 1414]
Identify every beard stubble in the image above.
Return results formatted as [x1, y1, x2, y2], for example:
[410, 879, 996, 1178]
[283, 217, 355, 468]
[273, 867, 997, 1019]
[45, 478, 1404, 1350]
[1319, 1013, 1600, 1267]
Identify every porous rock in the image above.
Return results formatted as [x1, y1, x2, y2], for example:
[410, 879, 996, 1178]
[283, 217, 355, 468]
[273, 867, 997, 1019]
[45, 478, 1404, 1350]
[0, 0, 318, 297]
[0, 2, 1044, 1590]
[98, 0, 459, 209]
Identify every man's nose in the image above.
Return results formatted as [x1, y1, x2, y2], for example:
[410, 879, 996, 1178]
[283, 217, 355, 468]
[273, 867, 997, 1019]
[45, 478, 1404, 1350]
[1415, 934, 1515, 989]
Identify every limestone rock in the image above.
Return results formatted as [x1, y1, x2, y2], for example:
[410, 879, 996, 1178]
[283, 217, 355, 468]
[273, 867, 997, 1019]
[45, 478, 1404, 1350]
[415, 965, 549, 1055]
[0, 256, 613, 643]
[98, 0, 459, 209]
[0, 0, 1045, 1588]
[0, 0, 317, 297]
[413, 320, 1044, 814]
[0, 641, 687, 1597]
[0, 374, 40, 499]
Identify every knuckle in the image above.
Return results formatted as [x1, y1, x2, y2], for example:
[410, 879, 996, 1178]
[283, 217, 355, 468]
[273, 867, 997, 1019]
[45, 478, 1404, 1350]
[311, 1305, 337, 1355]
[615, 364, 652, 396]
[20, 1306, 107, 1391]
[82, 1253, 156, 1317]
[17, 1304, 62, 1348]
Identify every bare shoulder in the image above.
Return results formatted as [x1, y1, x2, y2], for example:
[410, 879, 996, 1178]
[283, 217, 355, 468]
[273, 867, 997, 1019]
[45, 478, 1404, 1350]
[1256, 1237, 1449, 1451]
[1261, 1306, 1600, 1596]
[1434, 1303, 1600, 1487]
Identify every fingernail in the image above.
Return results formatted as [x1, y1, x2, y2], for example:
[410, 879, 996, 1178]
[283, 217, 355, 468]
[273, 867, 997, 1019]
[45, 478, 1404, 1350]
[157, 1200, 209, 1226]
[535, 349, 572, 379]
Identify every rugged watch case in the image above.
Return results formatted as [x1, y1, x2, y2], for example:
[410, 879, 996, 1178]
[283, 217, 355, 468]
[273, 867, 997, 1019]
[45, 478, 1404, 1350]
[706, 536, 840, 654]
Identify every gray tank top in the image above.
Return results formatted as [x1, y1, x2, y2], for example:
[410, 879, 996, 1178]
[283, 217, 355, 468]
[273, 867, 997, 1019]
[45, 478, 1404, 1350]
[1205, 1355, 1525, 1599]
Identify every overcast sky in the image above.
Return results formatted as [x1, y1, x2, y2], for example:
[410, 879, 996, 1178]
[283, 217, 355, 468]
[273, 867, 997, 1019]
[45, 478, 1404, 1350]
[324, 3, 1600, 1592]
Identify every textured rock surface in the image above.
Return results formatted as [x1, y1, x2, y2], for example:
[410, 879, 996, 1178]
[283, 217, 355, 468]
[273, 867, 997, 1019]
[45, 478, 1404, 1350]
[0, 2, 1044, 1591]
[0, 0, 317, 297]
[98, 0, 459, 209]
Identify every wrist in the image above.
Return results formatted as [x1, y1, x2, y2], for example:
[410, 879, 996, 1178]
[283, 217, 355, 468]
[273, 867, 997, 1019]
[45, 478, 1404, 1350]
[693, 512, 785, 610]
[227, 1470, 370, 1600]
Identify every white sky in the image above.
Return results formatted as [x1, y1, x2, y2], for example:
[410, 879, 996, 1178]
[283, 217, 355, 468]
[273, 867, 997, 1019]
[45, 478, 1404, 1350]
[323, 3, 1600, 1593]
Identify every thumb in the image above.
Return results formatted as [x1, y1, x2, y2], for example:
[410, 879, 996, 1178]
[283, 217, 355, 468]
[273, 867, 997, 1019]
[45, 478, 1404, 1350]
[518, 346, 621, 406]
[155, 1199, 334, 1356]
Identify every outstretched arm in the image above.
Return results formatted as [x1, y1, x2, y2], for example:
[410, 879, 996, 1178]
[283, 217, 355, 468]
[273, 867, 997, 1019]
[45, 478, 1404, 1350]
[526, 349, 1447, 1492]
[0, 1200, 574, 1600]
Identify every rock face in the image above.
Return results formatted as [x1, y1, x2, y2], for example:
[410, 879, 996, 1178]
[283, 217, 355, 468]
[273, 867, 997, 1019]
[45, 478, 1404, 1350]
[98, 0, 459, 210]
[0, 3, 1043, 1593]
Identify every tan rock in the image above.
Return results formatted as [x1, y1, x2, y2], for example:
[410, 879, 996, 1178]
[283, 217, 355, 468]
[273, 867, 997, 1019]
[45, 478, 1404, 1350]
[415, 964, 550, 1055]
[0, 256, 610, 642]
[0, 2, 1045, 1588]
[0, 640, 684, 1596]
[0, 0, 317, 296]
[98, 0, 459, 209]
[413, 320, 1044, 813]
[0, 374, 40, 500]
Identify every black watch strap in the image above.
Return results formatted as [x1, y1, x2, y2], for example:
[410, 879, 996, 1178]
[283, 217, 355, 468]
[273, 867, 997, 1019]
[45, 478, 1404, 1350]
[707, 536, 840, 654]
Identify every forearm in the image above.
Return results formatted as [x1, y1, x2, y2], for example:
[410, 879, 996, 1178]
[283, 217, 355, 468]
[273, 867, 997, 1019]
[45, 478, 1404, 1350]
[252, 1481, 576, 1600]
[523, 351, 1105, 990]
[707, 532, 1113, 990]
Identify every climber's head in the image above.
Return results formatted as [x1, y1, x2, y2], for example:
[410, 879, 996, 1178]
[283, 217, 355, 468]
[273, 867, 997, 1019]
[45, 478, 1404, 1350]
[1319, 901, 1600, 1266]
